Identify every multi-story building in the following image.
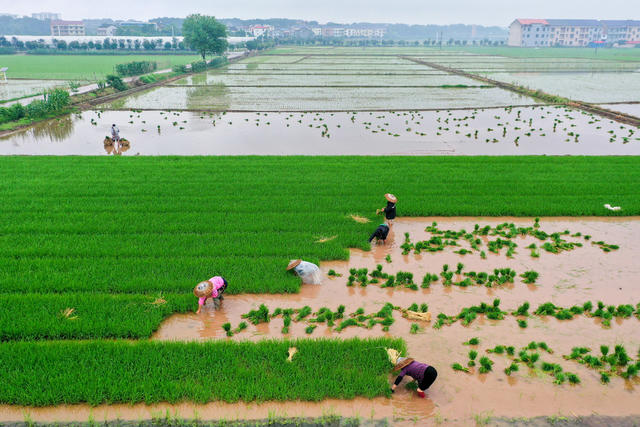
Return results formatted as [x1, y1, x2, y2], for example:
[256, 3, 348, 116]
[50, 20, 85, 36]
[32, 12, 61, 21]
[97, 25, 118, 36]
[344, 28, 386, 38]
[248, 25, 274, 37]
[509, 19, 640, 47]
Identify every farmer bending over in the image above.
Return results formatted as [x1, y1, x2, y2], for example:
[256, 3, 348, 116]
[376, 193, 397, 224]
[194, 276, 228, 314]
[287, 259, 322, 285]
[369, 223, 390, 244]
[391, 356, 438, 398]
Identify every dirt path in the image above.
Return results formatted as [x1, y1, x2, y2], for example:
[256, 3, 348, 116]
[4, 217, 638, 425]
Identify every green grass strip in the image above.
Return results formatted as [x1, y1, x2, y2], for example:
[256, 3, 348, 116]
[0, 293, 193, 341]
[0, 338, 404, 406]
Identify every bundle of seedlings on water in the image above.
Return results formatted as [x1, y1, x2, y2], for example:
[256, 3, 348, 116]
[335, 318, 360, 332]
[382, 275, 395, 288]
[370, 264, 385, 278]
[554, 372, 566, 385]
[621, 365, 639, 379]
[455, 263, 465, 274]
[538, 342, 553, 354]
[327, 269, 342, 277]
[281, 314, 291, 334]
[385, 254, 392, 263]
[410, 323, 421, 334]
[542, 362, 563, 375]
[434, 313, 454, 329]
[488, 345, 505, 354]
[234, 322, 248, 334]
[520, 271, 539, 284]
[242, 304, 270, 325]
[295, 306, 312, 322]
[421, 273, 438, 288]
[479, 356, 494, 374]
[464, 337, 480, 346]
[555, 309, 574, 320]
[452, 363, 469, 373]
[513, 302, 530, 317]
[468, 350, 478, 367]
[305, 325, 317, 334]
[504, 362, 520, 376]
[222, 323, 233, 337]
[566, 347, 590, 361]
[535, 302, 558, 316]
[601, 372, 611, 384]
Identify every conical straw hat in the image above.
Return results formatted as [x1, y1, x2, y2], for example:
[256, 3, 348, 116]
[286, 259, 302, 271]
[385, 193, 397, 203]
[193, 281, 213, 298]
[394, 356, 415, 371]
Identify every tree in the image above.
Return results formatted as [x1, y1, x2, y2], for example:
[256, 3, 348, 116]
[182, 14, 228, 60]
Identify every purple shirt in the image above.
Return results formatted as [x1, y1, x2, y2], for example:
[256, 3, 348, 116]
[401, 361, 429, 382]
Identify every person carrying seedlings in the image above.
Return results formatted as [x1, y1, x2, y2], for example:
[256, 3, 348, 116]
[391, 356, 438, 398]
[194, 276, 228, 314]
[286, 259, 322, 285]
[369, 223, 390, 244]
[376, 194, 397, 224]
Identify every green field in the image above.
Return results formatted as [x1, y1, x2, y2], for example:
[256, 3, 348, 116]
[0, 54, 201, 80]
[0, 156, 638, 342]
[0, 338, 404, 406]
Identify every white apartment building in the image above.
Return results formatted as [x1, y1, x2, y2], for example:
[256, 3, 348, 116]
[32, 12, 61, 21]
[509, 19, 639, 47]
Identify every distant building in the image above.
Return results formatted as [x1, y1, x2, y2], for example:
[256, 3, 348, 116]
[51, 20, 85, 36]
[32, 12, 61, 21]
[311, 28, 322, 36]
[344, 28, 386, 38]
[249, 25, 274, 37]
[97, 25, 118, 36]
[509, 18, 640, 47]
[0, 13, 20, 18]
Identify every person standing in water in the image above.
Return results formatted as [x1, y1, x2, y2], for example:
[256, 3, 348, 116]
[194, 276, 228, 314]
[391, 356, 438, 398]
[376, 193, 397, 225]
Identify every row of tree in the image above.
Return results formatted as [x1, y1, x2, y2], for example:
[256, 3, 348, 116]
[0, 36, 188, 51]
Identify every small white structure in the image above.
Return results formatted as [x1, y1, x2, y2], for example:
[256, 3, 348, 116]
[0, 67, 7, 84]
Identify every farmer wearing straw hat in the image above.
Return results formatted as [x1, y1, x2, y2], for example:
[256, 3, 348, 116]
[376, 194, 397, 224]
[194, 276, 228, 314]
[391, 356, 438, 398]
[287, 259, 322, 285]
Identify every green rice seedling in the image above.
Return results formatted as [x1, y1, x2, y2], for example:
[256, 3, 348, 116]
[622, 364, 638, 379]
[385, 255, 392, 263]
[566, 373, 580, 384]
[601, 345, 609, 357]
[488, 345, 505, 354]
[479, 356, 493, 374]
[222, 323, 233, 337]
[335, 318, 359, 332]
[242, 304, 270, 325]
[504, 362, 519, 376]
[295, 306, 312, 322]
[465, 337, 480, 346]
[538, 342, 552, 354]
[601, 372, 611, 384]
[535, 302, 558, 316]
[520, 271, 539, 284]
[327, 269, 342, 277]
[555, 309, 574, 320]
[408, 303, 419, 312]
[305, 325, 317, 334]
[554, 371, 566, 385]
[480, 251, 487, 259]
[410, 323, 421, 334]
[234, 322, 248, 334]
[452, 363, 469, 373]
[513, 302, 530, 317]
[468, 350, 478, 367]
[420, 303, 429, 313]
[456, 263, 464, 274]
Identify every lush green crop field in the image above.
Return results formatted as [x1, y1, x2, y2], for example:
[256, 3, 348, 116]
[0, 338, 404, 406]
[0, 156, 639, 340]
[0, 54, 200, 80]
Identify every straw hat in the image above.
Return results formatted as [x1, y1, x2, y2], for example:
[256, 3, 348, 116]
[385, 193, 398, 203]
[394, 356, 415, 371]
[193, 281, 213, 298]
[287, 259, 302, 271]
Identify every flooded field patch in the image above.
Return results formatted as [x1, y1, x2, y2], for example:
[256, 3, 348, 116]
[3, 106, 639, 155]
[0, 79, 82, 102]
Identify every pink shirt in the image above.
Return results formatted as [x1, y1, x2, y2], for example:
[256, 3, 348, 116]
[198, 277, 226, 305]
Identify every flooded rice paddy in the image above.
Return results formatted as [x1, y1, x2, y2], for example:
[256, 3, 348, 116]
[0, 79, 82, 102]
[5, 217, 636, 425]
[3, 106, 639, 155]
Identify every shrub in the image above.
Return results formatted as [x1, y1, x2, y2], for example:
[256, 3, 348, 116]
[172, 64, 188, 74]
[106, 74, 127, 91]
[116, 61, 157, 77]
[191, 61, 207, 73]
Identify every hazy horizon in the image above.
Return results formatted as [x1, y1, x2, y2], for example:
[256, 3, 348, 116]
[3, 0, 639, 27]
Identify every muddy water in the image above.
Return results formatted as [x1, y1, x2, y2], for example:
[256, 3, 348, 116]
[2, 217, 639, 424]
[2, 106, 639, 155]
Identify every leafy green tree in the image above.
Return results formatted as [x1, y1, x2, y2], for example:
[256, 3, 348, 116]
[182, 14, 228, 60]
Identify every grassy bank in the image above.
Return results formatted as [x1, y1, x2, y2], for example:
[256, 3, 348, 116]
[0, 54, 201, 80]
[0, 338, 404, 406]
[0, 156, 638, 339]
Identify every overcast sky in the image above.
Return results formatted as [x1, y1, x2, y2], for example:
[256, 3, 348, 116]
[3, 0, 639, 26]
